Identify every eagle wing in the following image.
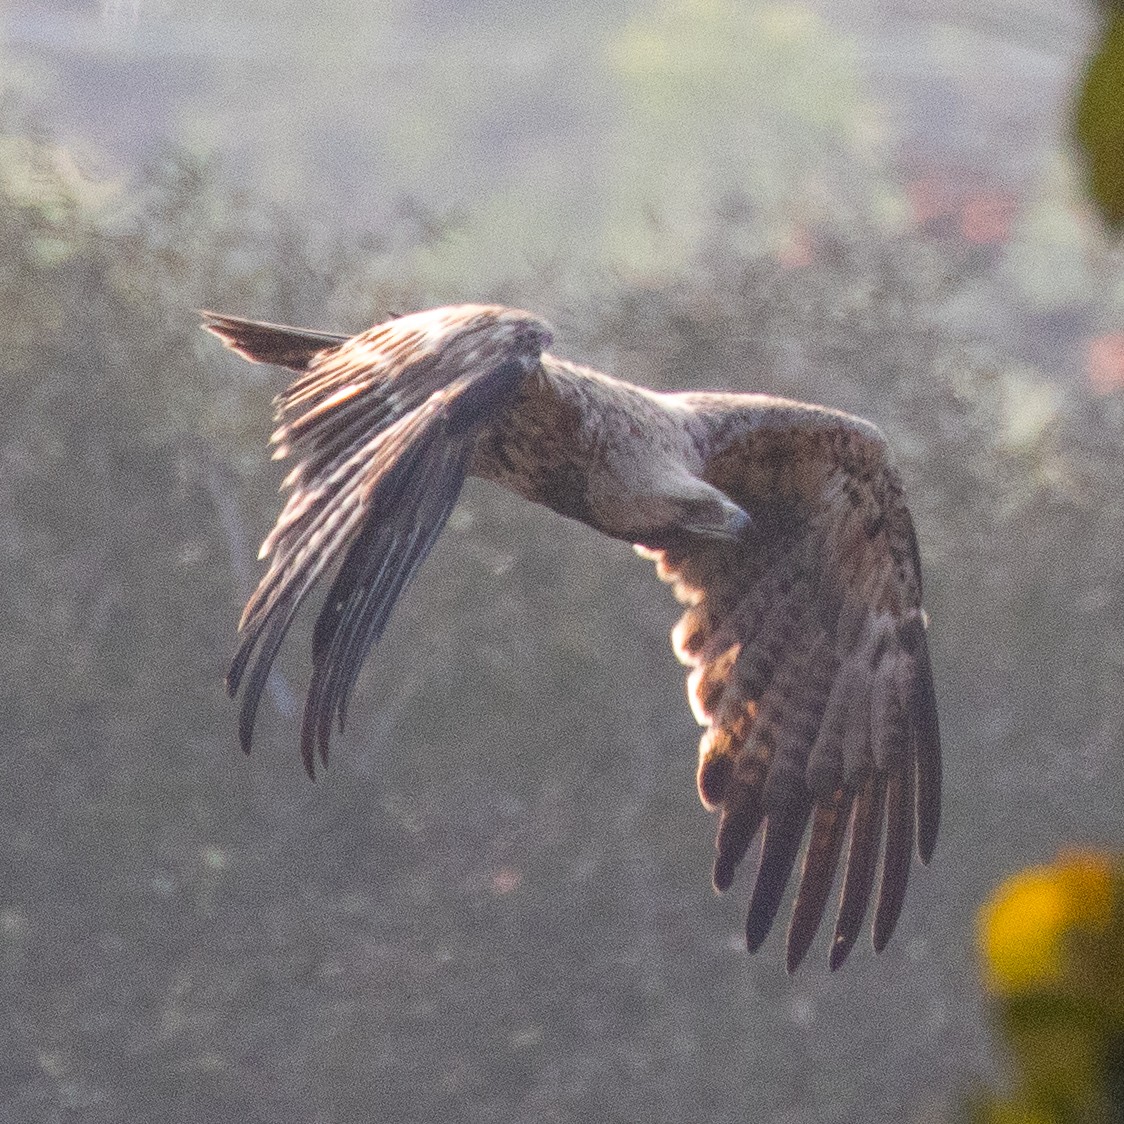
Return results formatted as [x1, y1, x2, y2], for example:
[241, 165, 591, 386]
[204, 306, 552, 775]
[643, 409, 940, 970]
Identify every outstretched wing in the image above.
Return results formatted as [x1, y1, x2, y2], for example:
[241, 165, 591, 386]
[646, 406, 940, 970]
[204, 305, 553, 775]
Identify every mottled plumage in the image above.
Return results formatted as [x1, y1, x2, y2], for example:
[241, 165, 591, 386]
[201, 303, 941, 971]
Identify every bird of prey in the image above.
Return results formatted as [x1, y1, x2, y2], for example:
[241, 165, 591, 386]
[201, 303, 940, 972]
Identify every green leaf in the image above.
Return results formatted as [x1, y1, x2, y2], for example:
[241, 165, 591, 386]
[1075, 11, 1124, 231]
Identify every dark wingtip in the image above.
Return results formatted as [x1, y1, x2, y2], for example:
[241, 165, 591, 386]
[872, 762, 914, 953]
[785, 942, 805, 975]
[299, 674, 318, 780]
[300, 736, 317, 781]
[916, 788, 940, 866]
[872, 864, 910, 953]
[830, 774, 885, 971]
[229, 632, 266, 751]
[712, 855, 738, 893]
[785, 799, 851, 975]
[744, 878, 785, 953]
[745, 911, 772, 955]
[744, 802, 812, 955]
[237, 704, 255, 758]
[829, 930, 856, 972]
[227, 633, 256, 697]
[871, 913, 897, 953]
[320, 671, 338, 753]
[712, 788, 764, 897]
[914, 727, 941, 866]
[912, 633, 942, 865]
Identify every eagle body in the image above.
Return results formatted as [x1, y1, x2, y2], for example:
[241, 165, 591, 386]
[202, 303, 941, 972]
[473, 359, 749, 545]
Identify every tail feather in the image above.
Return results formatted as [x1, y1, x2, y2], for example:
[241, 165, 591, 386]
[200, 311, 349, 371]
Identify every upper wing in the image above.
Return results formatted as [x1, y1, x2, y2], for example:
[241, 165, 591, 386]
[205, 305, 553, 775]
[643, 405, 940, 970]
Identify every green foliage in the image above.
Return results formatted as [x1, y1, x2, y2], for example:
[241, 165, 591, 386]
[605, 0, 894, 276]
[169, 0, 895, 294]
[1075, 10, 1124, 231]
[967, 853, 1124, 1124]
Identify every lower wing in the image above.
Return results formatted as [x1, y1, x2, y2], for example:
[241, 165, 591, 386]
[646, 408, 940, 970]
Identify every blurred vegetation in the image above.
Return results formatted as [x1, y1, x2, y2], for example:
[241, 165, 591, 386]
[1075, 6, 1124, 231]
[605, 0, 894, 276]
[967, 852, 1124, 1124]
[3, 103, 1124, 1121]
[3, 2, 1124, 1120]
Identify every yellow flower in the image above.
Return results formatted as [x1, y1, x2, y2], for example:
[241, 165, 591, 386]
[980, 851, 1114, 994]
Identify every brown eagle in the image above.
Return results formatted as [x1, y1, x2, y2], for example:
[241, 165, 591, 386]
[202, 303, 941, 972]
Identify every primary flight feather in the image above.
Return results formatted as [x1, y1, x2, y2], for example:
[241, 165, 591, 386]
[202, 302, 941, 972]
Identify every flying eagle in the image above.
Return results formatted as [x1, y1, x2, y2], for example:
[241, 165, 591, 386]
[201, 303, 941, 972]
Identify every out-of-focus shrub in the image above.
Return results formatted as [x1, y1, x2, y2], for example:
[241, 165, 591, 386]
[968, 852, 1124, 1124]
[4, 106, 1124, 1123]
[1075, 7, 1124, 232]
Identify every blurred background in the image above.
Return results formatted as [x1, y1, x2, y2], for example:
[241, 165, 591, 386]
[3, 1, 1124, 1121]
